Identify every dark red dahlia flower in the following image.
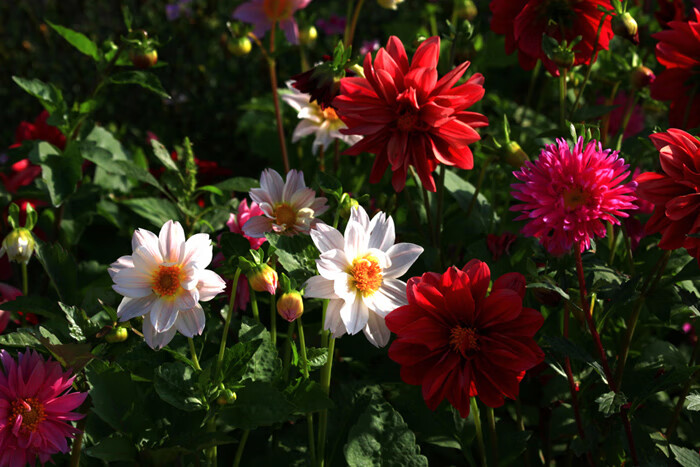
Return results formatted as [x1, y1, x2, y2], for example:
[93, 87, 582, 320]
[655, 0, 687, 29]
[10, 111, 66, 151]
[385, 261, 544, 417]
[636, 129, 700, 265]
[333, 36, 488, 192]
[650, 9, 700, 130]
[489, 0, 614, 76]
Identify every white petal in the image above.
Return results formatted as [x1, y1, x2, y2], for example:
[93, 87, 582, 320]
[303, 275, 337, 299]
[283, 169, 306, 203]
[260, 168, 285, 202]
[280, 90, 308, 112]
[243, 216, 273, 238]
[363, 312, 391, 348]
[310, 224, 345, 253]
[290, 188, 316, 210]
[181, 233, 213, 269]
[150, 299, 179, 332]
[176, 289, 198, 311]
[112, 283, 152, 299]
[344, 221, 368, 262]
[324, 299, 347, 338]
[258, 202, 275, 218]
[175, 304, 206, 337]
[383, 243, 424, 278]
[143, 314, 177, 350]
[114, 267, 152, 289]
[159, 220, 186, 264]
[198, 270, 226, 301]
[109, 256, 133, 279]
[297, 106, 322, 122]
[317, 249, 349, 280]
[310, 197, 329, 216]
[365, 248, 391, 269]
[368, 212, 396, 251]
[133, 245, 160, 272]
[292, 120, 320, 142]
[181, 265, 200, 291]
[340, 292, 369, 335]
[370, 278, 408, 316]
[333, 273, 357, 301]
[117, 295, 156, 321]
[132, 228, 161, 261]
[349, 205, 370, 229]
[249, 187, 274, 207]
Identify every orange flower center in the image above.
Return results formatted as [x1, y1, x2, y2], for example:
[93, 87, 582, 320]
[563, 187, 590, 210]
[8, 398, 46, 434]
[263, 0, 293, 20]
[274, 204, 297, 228]
[449, 325, 479, 357]
[152, 265, 183, 297]
[322, 106, 339, 121]
[350, 256, 383, 296]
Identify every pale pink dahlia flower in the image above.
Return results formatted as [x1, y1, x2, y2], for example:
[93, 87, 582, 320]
[233, 0, 312, 45]
[0, 349, 87, 467]
[244, 169, 328, 238]
[510, 137, 637, 256]
[226, 199, 267, 250]
[109, 220, 226, 349]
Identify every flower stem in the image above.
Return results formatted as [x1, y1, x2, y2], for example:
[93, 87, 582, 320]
[69, 417, 87, 467]
[470, 398, 487, 467]
[344, 0, 365, 48]
[485, 406, 499, 467]
[283, 321, 296, 382]
[266, 28, 290, 174]
[435, 165, 446, 268]
[232, 429, 250, 467]
[466, 155, 495, 219]
[558, 69, 568, 127]
[250, 289, 260, 322]
[188, 338, 202, 371]
[562, 303, 589, 459]
[571, 12, 609, 114]
[297, 317, 317, 465]
[21, 262, 28, 296]
[270, 291, 277, 345]
[515, 397, 532, 467]
[666, 336, 700, 440]
[216, 268, 241, 376]
[615, 94, 637, 151]
[317, 336, 336, 467]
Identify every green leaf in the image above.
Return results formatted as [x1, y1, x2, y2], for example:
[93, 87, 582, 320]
[215, 177, 259, 193]
[544, 336, 607, 384]
[29, 141, 82, 206]
[221, 339, 263, 384]
[671, 445, 700, 467]
[0, 296, 58, 317]
[443, 170, 495, 234]
[220, 381, 295, 429]
[238, 316, 282, 382]
[290, 379, 335, 413]
[12, 76, 64, 114]
[87, 367, 138, 431]
[59, 302, 100, 342]
[570, 105, 619, 121]
[220, 233, 252, 260]
[154, 362, 206, 412]
[151, 140, 180, 172]
[266, 234, 317, 279]
[198, 185, 224, 196]
[84, 435, 137, 462]
[595, 391, 627, 417]
[318, 171, 343, 199]
[305, 347, 328, 371]
[526, 282, 570, 301]
[0, 329, 44, 348]
[110, 71, 170, 99]
[46, 21, 100, 61]
[344, 399, 428, 467]
[121, 197, 181, 227]
[34, 239, 78, 304]
[687, 393, 700, 411]
[81, 142, 164, 192]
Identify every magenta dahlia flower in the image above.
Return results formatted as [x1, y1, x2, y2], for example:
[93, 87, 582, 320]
[511, 137, 638, 256]
[0, 349, 87, 467]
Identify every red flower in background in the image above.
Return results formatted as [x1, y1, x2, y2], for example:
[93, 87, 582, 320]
[486, 232, 517, 261]
[655, 0, 687, 29]
[334, 36, 488, 192]
[489, 0, 613, 76]
[636, 129, 700, 265]
[385, 261, 544, 417]
[0, 283, 23, 334]
[650, 9, 700, 129]
[10, 111, 66, 151]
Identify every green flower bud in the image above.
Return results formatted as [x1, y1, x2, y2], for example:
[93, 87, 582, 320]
[105, 326, 128, 343]
[228, 37, 252, 56]
[0, 228, 35, 264]
[454, 0, 477, 21]
[298, 26, 318, 46]
[612, 12, 639, 45]
[503, 141, 529, 168]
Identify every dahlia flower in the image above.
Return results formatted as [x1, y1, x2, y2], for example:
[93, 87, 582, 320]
[304, 206, 423, 347]
[511, 137, 638, 256]
[385, 261, 544, 417]
[10, 111, 66, 151]
[0, 349, 87, 467]
[636, 129, 700, 264]
[232, 0, 311, 45]
[243, 169, 328, 238]
[489, 0, 614, 75]
[226, 199, 267, 250]
[333, 36, 488, 192]
[650, 9, 700, 129]
[281, 84, 362, 155]
[109, 220, 226, 349]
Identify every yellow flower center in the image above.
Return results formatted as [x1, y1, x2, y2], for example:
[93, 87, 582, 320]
[8, 398, 46, 434]
[563, 187, 590, 210]
[350, 256, 383, 296]
[449, 326, 479, 357]
[322, 106, 339, 121]
[152, 265, 183, 297]
[274, 204, 297, 228]
[263, 0, 293, 20]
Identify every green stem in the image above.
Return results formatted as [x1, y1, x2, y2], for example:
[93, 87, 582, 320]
[283, 321, 296, 382]
[344, 0, 365, 48]
[216, 268, 241, 377]
[471, 398, 487, 467]
[188, 338, 202, 371]
[485, 406, 499, 467]
[435, 165, 446, 269]
[232, 429, 250, 467]
[520, 61, 541, 124]
[317, 336, 336, 467]
[68, 417, 87, 467]
[571, 13, 608, 114]
[250, 289, 260, 322]
[267, 43, 290, 173]
[21, 262, 28, 296]
[270, 291, 277, 345]
[615, 94, 637, 151]
[558, 69, 568, 127]
[411, 168, 437, 250]
[515, 397, 532, 467]
[298, 317, 310, 378]
[466, 155, 495, 218]
[666, 337, 700, 439]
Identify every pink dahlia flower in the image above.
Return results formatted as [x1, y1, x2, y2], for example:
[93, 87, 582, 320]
[511, 137, 638, 256]
[233, 0, 312, 45]
[0, 349, 87, 467]
[226, 199, 267, 250]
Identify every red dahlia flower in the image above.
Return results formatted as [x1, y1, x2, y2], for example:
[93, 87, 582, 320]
[511, 137, 638, 256]
[650, 9, 700, 129]
[636, 129, 700, 265]
[489, 0, 614, 75]
[333, 36, 488, 192]
[385, 261, 544, 417]
[10, 111, 66, 151]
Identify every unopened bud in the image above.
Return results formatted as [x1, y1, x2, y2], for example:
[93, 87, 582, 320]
[217, 389, 237, 405]
[277, 291, 304, 322]
[377, 0, 404, 10]
[105, 326, 128, 343]
[552, 49, 575, 70]
[247, 264, 278, 295]
[299, 26, 318, 46]
[612, 12, 639, 45]
[454, 0, 477, 21]
[630, 66, 656, 89]
[228, 36, 252, 56]
[0, 228, 35, 264]
[339, 194, 360, 219]
[503, 141, 529, 168]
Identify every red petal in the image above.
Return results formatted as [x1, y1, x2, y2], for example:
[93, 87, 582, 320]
[477, 289, 522, 329]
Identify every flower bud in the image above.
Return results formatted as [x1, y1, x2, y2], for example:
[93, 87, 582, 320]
[299, 25, 318, 46]
[454, 0, 477, 21]
[630, 66, 656, 89]
[612, 12, 639, 45]
[339, 194, 360, 219]
[247, 264, 278, 295]
[377, 0, 404, 10]
[228, 36, 252, 56]
[277, 291, 304, 322]
[551, 48, 575, 70]
[105, 326, 128, 343]
[503, 141, 529, 168]
[0, 228, 35, 264]
[217, 389, 237, 405]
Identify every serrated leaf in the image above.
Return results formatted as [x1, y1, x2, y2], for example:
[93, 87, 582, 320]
[686, 393, 700, 411]
[220, 233, 252, 260]
[29, 141, 82, 206]
[318, 171, 343, 198]
[215, 177, 259, 193]
[12, 76, 64, 114]
[151, 140, 180, 172]
[220, 381, 295, 429]
[81, 142, 164, 192]
[154, 362, 206, 412]
[290, 379, 335, 413]
[110, 71, 170, 99]
[671, 445, 700, 467]
[305, 347, 328, 371]
[238, 316, 282, 382]
[222, 339, 263, 384]
[87, 367, 138, 431]
[59, 302, 100, 342]
[595, 391, 627, 417]
[121, 197, 181, 227]
[47, 21, 100, 60]
[527, 282, 570, 300]
[0, 329, 44, 348]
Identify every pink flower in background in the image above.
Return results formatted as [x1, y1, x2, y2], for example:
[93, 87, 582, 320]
[233, 0, 312, 45]
[0, 349, 87, 467]
[598, 92, 644, 140]
[359, 39, 381, 57]
[0, 283, 22, 334]
[316, 15, 346, 35]
[227, 199, 267, 250]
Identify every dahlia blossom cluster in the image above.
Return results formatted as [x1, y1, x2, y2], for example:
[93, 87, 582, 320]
[0, 349, 87, 467]
[511, 137, 638, 256]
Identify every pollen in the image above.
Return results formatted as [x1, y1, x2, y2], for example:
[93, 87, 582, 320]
[274, 204, 297, 228]
[350, 256, 383, 296]
[152, 265, 183, 297]
[449, 325, 480, 357]
[322, 106, 339, 122]
[8, 398, 46, 434]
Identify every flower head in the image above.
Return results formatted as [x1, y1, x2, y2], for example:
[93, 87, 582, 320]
[277, 290, 304, 322]
[247, 264, 279, 295]
[233, 0, 312, 45]
[334, 36, 488, 192]
[511, 137, 638, 256]
[636, 129, 700, 265]
[0, 349, 87, 466]
[385, 261, 544, 417]
[650, 9, 700, 129]
[10, 111, 66, 151]
[489, 0, 614, 76]
[243, 169, 328, 238]
[109, 220, 226, 349]
[226, 199, 267, 250]
[282, 84, 362, 155]
[0, 228, 35, 264]
[304, 206, 423, 347]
